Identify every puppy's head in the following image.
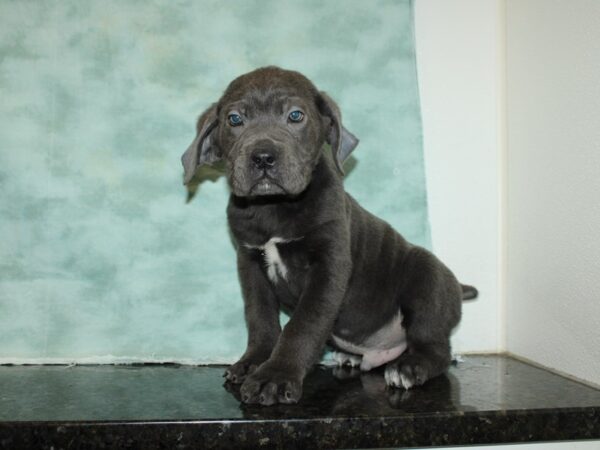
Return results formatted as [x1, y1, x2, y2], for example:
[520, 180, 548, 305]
[181, 66, 358, 197]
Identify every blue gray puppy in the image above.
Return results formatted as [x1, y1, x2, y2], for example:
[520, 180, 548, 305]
[181, 66, 477, 406]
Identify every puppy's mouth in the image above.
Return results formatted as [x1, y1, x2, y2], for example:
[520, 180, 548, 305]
[249, 176, 286, 196]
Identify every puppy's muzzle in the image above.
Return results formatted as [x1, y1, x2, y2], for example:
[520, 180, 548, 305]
[251, 149, 277, 171]
[242, 139, 287, 196]
[247, 139, 281, 176]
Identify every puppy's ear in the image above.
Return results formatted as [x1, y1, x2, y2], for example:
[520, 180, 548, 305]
[317, 92, 359, 175]
[181, 103, 221, 185]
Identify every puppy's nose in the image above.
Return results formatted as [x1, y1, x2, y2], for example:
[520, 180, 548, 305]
[251, 151, 276, 170]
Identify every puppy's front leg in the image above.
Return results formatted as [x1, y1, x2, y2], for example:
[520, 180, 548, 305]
[225, 248, 281, 384]
[241, 228, 351, 405]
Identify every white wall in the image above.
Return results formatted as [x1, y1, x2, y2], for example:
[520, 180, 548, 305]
[506, 0, 600, 386]
[415, 0, 504, 353]
[417, 0, 600, 388]
[413, 3, 600, 447]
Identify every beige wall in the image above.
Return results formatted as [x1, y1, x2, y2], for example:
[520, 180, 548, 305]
[506, 0, 600, 386]
[415, 0, 504, 354]
[417, 0, 600, 387]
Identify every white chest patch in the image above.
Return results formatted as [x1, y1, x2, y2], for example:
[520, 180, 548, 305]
[245, 237, 299, 283]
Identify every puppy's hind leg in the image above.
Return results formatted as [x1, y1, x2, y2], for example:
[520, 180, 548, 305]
[385, 249, 462, 389]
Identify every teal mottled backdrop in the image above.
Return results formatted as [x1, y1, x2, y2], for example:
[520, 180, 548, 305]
[0, 0, 429, 363]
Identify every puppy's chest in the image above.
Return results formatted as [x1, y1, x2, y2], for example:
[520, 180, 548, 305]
[244, 236, 306, 284]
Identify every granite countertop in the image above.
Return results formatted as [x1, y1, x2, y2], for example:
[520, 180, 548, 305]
[0, 355, 598, 449]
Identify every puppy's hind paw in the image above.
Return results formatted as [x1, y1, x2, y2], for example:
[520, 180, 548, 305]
[384, 361, 428, 390]
[332, 351, 362, 368]
[385, 365, 411, 389]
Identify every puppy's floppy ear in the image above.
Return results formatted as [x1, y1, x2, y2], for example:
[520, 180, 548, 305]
[181, 103, 221, 185]
[317, 92, 359, 175]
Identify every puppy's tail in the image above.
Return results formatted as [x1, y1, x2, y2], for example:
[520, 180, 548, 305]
[460, 284, 479, 301]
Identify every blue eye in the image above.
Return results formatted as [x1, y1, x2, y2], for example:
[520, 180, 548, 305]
[288, 110, 304, 122]
[228, 113, 243, 126]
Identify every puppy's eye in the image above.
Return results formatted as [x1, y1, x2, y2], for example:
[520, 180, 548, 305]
[228, 114, 243, 126]
[288, 110, 304, 123]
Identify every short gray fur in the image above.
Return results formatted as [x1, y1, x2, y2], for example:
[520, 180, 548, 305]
[181, 67, 477, 405]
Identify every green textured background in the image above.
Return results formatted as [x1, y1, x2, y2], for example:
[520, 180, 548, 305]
[0, 0, 429, 363]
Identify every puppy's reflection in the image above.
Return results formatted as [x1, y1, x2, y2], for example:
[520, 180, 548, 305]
[329, 365, 460, 415]
[224, 364, 470, 419]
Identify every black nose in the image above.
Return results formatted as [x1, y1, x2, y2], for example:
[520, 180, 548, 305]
[251, 152, 276, 170]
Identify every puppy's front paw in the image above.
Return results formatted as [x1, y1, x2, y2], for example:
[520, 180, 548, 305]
[240, 363, 302, 406]
[224, 356, 265, 384]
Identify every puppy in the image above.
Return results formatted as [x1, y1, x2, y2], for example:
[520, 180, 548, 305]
[182, 66, 477, 405]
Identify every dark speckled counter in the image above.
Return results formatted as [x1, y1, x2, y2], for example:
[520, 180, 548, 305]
[0, 355, 598, 449]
